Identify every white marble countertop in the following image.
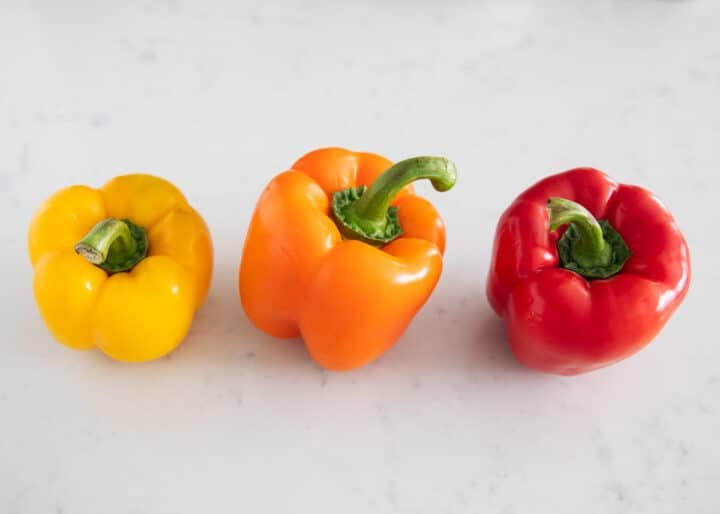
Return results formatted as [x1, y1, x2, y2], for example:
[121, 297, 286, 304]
[1, 1, 718, 513]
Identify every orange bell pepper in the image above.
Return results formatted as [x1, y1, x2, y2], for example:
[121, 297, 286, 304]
[239, 147, 457, 371]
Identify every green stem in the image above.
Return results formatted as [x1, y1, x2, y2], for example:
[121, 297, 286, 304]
[74, 218, 148, 273]
[331, 156, 457, 246]
[547, 197, 630, 279]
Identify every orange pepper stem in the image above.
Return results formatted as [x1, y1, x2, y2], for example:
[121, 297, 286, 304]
[331, 156, 457, 247]
[547, 197, 630, 279]
[74, 217, 148, 274]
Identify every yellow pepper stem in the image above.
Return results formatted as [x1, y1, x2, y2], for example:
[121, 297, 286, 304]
[74, 218, 148, 273]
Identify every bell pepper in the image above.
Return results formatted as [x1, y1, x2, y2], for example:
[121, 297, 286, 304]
[239, 147, 456, 371]
[487, 167, 690, 375]
[28, 174, 213, 362]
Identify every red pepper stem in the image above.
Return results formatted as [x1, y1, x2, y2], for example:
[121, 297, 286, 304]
[74, 218, 148, 273]
[331, 156, 456, 247]
[547, 198, 612, 269]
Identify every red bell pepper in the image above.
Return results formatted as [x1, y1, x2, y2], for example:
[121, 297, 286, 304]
[487, 168, 690, 375]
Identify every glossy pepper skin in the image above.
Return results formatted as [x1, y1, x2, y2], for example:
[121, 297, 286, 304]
[29, 174, 213, 362]
[239, 147, 455, 371]
[487, 168, 690, 375]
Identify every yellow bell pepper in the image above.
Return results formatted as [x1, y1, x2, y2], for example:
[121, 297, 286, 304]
[28, 174, 213, 362]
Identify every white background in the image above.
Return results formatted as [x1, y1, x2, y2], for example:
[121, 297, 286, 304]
[1, 1, 718, 513]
